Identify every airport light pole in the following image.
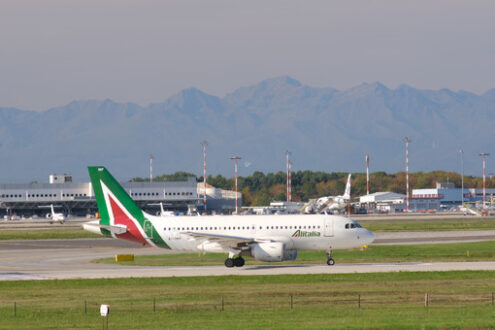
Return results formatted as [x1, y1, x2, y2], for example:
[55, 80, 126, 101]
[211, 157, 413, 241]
[286, 150, 292, 202]
[201, 141, 208, 213]
[403, 138, 411, 212]
[230, 156, 242, 214]
[459, 149, 464, 206]
[366, 154, 370, 195]
[149, 154, 153, 183]
[480, 152, 490, 207]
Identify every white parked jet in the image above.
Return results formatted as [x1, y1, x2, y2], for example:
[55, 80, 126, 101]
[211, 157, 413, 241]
[304, 174, 352, 214]
[40, 204, 66, 224]
[83, 167, 374, 267]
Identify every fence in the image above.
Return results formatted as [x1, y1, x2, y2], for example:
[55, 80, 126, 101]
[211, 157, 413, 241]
[4, 292, 495, 317]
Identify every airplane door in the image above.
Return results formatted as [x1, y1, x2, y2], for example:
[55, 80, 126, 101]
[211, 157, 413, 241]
[144, 220, 153, 239]
[323, 218, 333, 237]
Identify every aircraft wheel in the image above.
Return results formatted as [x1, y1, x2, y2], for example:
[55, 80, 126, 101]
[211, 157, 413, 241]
[327, 258, 335, 266]
[224, 258, 235, 268]
[234, 257, 245, 267]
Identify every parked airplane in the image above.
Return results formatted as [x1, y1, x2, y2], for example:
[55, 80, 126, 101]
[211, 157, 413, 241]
[83, 167, 374, 267]
[150, 202, 178, 217]
[40, 204, 66, 224]
[303, 174, 352, 214]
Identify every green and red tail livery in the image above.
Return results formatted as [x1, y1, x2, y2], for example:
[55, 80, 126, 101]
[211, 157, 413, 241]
[88, 166, 150, 245]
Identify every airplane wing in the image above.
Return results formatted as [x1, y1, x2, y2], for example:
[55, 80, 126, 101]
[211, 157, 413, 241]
[182, 231, 272, 250]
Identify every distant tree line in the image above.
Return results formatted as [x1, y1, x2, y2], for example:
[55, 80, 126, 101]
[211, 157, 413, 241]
[130, 170, 495, 206]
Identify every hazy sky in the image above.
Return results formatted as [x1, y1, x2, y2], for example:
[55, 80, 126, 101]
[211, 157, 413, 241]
[1, 0, 494, 110]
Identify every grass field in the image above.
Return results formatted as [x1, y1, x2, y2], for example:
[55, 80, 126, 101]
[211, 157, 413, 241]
[0, 228, 101, 240]
[363, 217, 495, 232]
[93, 240, 495, 267]
[1, 272, 495, 328]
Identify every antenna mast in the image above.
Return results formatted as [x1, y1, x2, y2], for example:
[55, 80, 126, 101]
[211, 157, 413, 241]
[201, 141, 208, 212]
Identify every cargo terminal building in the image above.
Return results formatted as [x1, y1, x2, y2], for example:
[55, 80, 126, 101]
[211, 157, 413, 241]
[0, 174, 240, 218]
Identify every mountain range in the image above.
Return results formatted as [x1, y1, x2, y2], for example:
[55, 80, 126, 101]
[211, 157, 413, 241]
[1, 76, 494, 182]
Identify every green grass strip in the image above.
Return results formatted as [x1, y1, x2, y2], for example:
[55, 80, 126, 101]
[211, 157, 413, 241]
[0, 229, 102, 240]
[1, 271, 495, 328]
[93, 240, 495, 266]
[362, 217, 495, 232]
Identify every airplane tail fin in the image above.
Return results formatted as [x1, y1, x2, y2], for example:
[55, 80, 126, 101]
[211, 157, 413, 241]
[343, 174, 351, 200]
[86, 166, 151, 244]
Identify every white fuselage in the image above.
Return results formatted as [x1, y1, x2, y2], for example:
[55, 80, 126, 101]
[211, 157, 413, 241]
[141, 214, 374, 253]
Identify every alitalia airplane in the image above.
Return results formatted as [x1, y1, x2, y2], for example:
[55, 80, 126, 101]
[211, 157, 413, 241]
[83, 166, 375, 267]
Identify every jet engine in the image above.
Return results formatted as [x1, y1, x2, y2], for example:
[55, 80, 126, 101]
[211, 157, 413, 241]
[249, 242, 298, 262]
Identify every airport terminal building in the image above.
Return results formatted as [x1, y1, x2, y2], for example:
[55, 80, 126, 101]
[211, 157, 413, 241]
[0, 174, 241, 218]
[412, 182, 495, 209]
[359, 182, 495, 213]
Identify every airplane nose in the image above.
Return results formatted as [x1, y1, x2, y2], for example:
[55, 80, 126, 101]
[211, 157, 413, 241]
[365, 230, 375, 245]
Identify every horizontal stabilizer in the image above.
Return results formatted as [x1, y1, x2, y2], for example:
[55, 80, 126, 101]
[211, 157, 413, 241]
[82, 220, 127, 235]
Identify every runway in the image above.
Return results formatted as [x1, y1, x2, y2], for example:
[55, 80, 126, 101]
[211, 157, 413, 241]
[1, 230, 495, 281]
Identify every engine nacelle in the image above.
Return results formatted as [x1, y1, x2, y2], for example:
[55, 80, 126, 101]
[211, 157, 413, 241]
[250, 242, 298, 262]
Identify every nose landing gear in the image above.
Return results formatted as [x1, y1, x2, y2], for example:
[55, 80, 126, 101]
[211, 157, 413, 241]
[326, 249, 335, 266]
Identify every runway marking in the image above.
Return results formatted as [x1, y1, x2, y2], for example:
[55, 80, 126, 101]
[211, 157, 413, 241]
[0, 272, 47, 281]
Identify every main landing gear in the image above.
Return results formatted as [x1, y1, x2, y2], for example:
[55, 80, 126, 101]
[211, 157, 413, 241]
[326, 249, 335, 266]
[224, 257, 245, 268]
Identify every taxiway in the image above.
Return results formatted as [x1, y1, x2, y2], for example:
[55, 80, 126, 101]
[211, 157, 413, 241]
[1, 230, 495, 280]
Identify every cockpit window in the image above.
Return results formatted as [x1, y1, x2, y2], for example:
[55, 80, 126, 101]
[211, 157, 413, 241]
[345, 223, 358, 229]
